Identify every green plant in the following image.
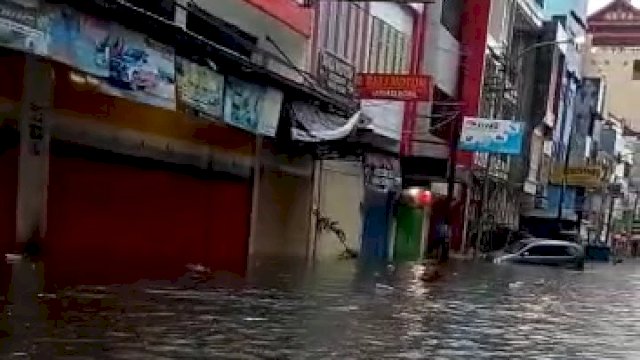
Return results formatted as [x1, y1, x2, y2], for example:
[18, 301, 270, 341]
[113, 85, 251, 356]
[314, 209, 358, 259]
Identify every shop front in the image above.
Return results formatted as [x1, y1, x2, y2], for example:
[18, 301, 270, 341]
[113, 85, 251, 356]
[360, 153, 401, 261]
[0, 51, 24, 256]
[393, 187, 433, 261]
[41, 61, 257, 285]
[250, 139, 315, 262]
[0, 0, 357, 282]
[0, 125, 18, 256]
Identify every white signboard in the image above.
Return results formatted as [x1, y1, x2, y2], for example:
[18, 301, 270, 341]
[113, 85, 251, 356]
[459, 117, 524, 155]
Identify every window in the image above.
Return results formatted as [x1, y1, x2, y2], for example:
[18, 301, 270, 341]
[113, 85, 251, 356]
[526, 245, 573, 257]
[318, 1, 369, 71]
[186, 4, 258, 58]
[633, 60, 640, 80]
[367, 16, 409, 73]
[126, 0, 175, 20]
[441, 0, 464, 40]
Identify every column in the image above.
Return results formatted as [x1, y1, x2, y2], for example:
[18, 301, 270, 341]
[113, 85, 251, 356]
[16, 56, 53, 249]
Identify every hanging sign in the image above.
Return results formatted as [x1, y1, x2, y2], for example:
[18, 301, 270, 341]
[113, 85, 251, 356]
[459, 117, 524, 155]
[355, 73, 432, 101]
[45, 5, 176, 110]
[176, 57, 225, 119]
[0, 0, 46, 55]
[549, 166, 603, 188]
[223, 77, 283, 137]
[318, 50, 355, 97]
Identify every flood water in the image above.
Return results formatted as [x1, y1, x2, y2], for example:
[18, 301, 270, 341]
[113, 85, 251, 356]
[2, 258, 640, 359]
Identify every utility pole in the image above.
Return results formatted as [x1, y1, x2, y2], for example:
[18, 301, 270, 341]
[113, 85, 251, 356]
[474, 0, 516, 253]
[604, 189, 616, 250]
[556, 123, 574, 233]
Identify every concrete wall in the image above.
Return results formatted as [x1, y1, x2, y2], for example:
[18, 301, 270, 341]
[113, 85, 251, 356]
[252, 149, 314, 259]
[361, 3, 414, 142]
[542, 0, 588, 22]
[193, 0, 310, 81]
[369, 3, 413, 34]
[315, 160, 364, 260]
[584, 38, 640, 131]
[487, 0, 514, 47]
[424, 1, 460, 97]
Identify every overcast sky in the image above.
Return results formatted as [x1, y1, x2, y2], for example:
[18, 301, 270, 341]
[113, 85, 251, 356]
[588, 0, 640, 14]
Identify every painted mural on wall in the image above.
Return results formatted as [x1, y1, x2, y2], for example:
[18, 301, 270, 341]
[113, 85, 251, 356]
[44, 5, 176, 110]
[176, 58, 224, 119]
[0, 0, 47, 55]
[224, 77, 282, 137]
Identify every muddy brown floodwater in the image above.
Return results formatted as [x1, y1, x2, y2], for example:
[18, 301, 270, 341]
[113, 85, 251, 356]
[1, 259, 640, 359]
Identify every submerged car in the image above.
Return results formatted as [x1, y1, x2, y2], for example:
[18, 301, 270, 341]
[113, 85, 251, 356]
[495, 239, 585, 270]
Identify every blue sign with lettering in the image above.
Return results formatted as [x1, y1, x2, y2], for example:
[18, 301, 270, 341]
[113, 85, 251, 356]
[459, 117, 524, 155]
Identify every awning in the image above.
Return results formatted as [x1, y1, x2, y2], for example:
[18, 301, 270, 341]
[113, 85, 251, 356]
[289, 101, 363, 142]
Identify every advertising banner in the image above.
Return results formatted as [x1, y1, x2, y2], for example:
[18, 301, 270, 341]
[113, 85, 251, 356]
[45, 5, 112, 77]
[459, 117, 524, 155]
[176, 58, 224, 119]
[0, 0, 46, 55]
[355, 74, 431, 101]
[549, 166, 603, 188]
[223, 77, 282, 137]
[45, 5, 176, 110]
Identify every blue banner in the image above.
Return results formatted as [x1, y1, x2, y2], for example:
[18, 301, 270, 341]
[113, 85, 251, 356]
[459, 118, 524, 155]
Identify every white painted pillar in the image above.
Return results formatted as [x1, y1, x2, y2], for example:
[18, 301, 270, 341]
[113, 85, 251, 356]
[248, 135, 263, 261]
[174, 0, 188, 29]
[307, 160, 322, 265]
[16, 56, 53, 245]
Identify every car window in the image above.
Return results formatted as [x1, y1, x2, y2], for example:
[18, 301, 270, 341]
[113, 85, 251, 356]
[564, 246, 579, 256]
[525, 245, 571, 257]
[505, 241, 530, 254]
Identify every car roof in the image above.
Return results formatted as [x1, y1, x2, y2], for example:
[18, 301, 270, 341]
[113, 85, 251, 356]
[523, 238, 580, 246]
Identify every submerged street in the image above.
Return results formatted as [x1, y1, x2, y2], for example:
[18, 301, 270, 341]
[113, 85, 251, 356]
[2, 260, 640, 359]
[2, 0, 640, 358]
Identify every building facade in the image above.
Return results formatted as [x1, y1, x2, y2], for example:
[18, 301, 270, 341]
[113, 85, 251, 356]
[585, 0, 640, 131]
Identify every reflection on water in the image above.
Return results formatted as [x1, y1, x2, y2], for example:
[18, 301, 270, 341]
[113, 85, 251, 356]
[2, 258, 640, 359]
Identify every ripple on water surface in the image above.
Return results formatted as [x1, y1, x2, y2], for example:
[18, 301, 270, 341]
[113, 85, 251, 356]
[1, 260, 640, 359]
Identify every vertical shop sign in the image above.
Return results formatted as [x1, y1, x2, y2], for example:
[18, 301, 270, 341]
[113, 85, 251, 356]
[176, 57, 225, 118]
[26, 102, 45, 156]
[0, 0, 46, 55]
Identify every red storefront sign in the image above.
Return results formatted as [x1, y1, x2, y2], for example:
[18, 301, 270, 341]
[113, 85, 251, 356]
[355, 74, 432, 101]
